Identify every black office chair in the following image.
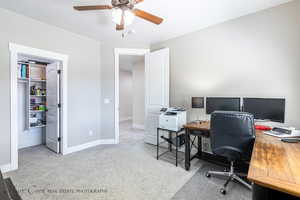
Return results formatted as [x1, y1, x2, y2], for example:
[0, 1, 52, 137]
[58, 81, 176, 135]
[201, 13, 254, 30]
[206, 111, 255, 195]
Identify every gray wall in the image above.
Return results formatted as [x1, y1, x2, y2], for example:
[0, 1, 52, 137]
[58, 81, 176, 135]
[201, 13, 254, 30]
[132, 60, 145, 128]
[119, 70, 133, 121]
[0, 8, 101, 165]
[100, 42, 148, 139]
[152, 1, 300, 128]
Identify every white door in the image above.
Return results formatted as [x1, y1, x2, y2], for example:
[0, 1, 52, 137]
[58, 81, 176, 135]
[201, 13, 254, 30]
[46, 62, 60, 153]
[145, 48, 170, 145]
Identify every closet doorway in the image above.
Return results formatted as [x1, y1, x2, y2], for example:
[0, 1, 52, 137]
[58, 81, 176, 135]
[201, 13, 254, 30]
[10, 43, 68, 171]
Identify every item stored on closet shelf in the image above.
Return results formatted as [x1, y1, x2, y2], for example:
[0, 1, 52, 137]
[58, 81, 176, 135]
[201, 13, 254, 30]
[20, 64, 28, 79]
[41, 89, 46, 96]
[31, 86, 36, 95]
[39, 105, 46, 111]
[36, 88, 41, 96]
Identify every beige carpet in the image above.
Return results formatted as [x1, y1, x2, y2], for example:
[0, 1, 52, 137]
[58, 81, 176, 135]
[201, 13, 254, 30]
[4, 120, 201, 200]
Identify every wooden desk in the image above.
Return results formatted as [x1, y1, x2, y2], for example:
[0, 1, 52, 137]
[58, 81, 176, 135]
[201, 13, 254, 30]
[184, 121, 210, 131]
[184, 121, 210, 170]
[248, 131, 300, 198]
[184, 121, 300, 199]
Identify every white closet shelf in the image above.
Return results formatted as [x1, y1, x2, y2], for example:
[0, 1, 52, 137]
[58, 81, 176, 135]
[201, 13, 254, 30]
[18, 62, 29, 65]
[30, 95, 46, 97]
[30, 79, 46, 82]
[30, 124, 46, 129]
[18, 78, 29, 82]
[29, 64, 46, 68]
[30, 110, 46, 113]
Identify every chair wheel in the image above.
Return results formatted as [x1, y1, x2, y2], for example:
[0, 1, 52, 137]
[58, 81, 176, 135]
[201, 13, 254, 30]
[206, 172, 211, 178]
[220, 188, 226, 195]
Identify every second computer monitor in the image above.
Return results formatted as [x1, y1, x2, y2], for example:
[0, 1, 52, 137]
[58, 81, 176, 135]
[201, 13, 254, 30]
[206, 97, 241, 114]
[243, 98, 285, 123]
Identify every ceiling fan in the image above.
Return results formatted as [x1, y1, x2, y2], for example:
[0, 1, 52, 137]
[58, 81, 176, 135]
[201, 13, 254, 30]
[73, 0, 163, 31]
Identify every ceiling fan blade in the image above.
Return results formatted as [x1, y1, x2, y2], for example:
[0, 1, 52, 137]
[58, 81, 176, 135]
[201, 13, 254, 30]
[133, 9, 163, 25]
[134, 0, 144, 4]
[73, 5, 112, 11]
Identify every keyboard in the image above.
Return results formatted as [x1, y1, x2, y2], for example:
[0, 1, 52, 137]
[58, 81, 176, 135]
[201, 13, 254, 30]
[264, 131, 292, 138]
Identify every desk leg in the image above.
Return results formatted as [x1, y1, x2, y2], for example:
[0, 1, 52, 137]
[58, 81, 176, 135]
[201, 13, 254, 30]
[185, 128, 191, 171]
[198, 135, 202, 159]
[157, 128, 159, 160]
[176, 132, 178, 167]
[169, 131, 172, 152]
[252, 183, 300, 200]
[252, 183, 270, 200]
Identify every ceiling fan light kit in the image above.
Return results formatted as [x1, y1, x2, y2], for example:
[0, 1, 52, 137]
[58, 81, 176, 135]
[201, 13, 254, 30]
[112, 8, 135, 26]
[73, 0, 163, 31]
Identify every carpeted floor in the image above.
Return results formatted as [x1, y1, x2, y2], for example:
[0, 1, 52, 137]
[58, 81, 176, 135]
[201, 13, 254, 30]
[4, 120, 251, 200]
[171, 162, 251, 200]
[4, 120, 201, 200]
[119, 120, 145, 144]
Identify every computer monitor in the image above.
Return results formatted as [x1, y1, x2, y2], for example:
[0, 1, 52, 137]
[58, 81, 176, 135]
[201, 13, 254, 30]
[243, 98, 285, 123]
[206, 97, 241, 114]
[192, 97, 204, 108]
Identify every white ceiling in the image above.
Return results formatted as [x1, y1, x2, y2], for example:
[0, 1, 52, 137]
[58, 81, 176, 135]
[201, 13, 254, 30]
[120, 55, 144, 72]
[0, 0, 292, 45]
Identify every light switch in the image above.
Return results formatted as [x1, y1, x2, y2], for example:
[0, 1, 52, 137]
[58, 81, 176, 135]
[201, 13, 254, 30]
[104, 98, 111, 104]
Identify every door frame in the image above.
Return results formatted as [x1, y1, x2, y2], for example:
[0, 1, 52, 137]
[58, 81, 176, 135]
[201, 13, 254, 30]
[114, 48, 149, 144]
[9, 43, 69, 171]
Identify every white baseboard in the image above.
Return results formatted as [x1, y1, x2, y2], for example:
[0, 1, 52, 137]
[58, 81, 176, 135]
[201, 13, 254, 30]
[99, 139, 116, 145]
[132, 123, 145, 130]
[120, 117, 132, 122]
[0, 164, 13, 173]
[64, 139, 116, 155]
[1, 139, 116, 173]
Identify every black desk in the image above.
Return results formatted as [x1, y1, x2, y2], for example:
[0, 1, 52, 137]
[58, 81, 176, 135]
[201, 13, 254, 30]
[157, 127, 185, 167]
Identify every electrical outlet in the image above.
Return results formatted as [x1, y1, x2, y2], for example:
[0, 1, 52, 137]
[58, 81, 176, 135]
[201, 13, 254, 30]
[89, 130, 93, 136]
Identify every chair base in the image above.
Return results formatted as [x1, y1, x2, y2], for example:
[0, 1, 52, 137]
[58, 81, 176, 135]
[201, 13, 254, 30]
[206, 161, 252, 195]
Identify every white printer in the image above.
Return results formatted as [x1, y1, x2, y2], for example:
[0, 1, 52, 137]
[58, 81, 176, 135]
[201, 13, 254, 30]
[159, 108, 187, 131]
